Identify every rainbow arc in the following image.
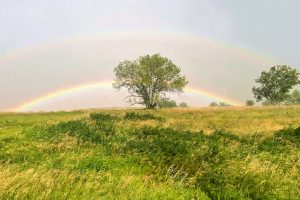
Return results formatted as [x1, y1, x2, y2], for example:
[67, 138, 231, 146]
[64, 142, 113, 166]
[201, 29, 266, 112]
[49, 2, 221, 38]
[1, 32, 276, 112]
[12, 80, 242, 112]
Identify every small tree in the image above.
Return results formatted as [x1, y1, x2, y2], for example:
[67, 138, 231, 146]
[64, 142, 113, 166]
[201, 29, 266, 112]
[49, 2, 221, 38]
[158, 98, 177, 108]
[179, 102, 188, 107]
[209, 102, 218, 107]
[113, 54, 188, 109]
[252, 65, 300, 105]
[219, 102, 231, 107]
[245, 100, 254, 106]
[262, 100, 272, 106]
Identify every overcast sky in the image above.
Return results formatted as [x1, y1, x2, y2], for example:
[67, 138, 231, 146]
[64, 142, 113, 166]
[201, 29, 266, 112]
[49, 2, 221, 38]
[0, 0, 299, 111]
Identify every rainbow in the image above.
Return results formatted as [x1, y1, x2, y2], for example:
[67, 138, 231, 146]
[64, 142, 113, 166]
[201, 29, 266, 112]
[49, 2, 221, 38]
[184, 87, 242, 106]
[1, 31, 275, 112]
[12, 81, 113, 112]
[0, 31, 278, 65]
[12, 80, 242, 112]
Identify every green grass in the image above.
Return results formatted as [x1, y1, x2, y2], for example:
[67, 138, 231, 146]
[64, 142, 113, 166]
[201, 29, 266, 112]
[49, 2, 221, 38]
[1, 106, 300, 199]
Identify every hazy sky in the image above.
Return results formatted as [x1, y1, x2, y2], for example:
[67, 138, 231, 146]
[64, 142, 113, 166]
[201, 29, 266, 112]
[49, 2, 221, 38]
[0, 0, 299, 111]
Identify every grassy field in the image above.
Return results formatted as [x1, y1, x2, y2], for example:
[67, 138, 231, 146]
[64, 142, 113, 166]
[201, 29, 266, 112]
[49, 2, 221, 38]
[1, 106, 300, 199]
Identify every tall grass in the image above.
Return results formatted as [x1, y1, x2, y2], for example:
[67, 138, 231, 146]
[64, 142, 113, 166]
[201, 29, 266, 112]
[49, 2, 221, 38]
[1, 106, 300, 199]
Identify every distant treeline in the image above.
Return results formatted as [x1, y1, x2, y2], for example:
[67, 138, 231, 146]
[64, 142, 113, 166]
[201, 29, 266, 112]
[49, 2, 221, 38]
[157, 98, 188, 108]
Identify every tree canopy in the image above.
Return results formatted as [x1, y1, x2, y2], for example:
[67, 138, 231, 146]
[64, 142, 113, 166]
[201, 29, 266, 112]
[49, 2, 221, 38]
[113, 54, 188, 109]
[252, 65, 300, 105]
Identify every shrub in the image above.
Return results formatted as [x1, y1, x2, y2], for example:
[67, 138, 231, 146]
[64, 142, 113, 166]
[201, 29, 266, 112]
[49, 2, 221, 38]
[124, 112, 164, 121]
[209, 102, 218, 107]
[90, 113, 118, 121]
[179, 102, 188, 107]
[158, 98, 177, 108]
[245, 100, 254, 106]
[46, 120, 102, 143]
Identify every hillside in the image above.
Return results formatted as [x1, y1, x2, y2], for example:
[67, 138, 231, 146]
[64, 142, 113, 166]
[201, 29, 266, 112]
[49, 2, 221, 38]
[1, 106, 300, 199]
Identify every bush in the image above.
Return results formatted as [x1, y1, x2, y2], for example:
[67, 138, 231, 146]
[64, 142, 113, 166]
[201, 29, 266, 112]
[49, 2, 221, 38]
[209, 102, 218, 107]
[90, 113, 118, 121]
[179, 102, 188, 107]
[219, 102, 231, 107]
[274, 126, 300, 147]
[89, 113, 117, 135]
[46, 120, 102, 143]
[124, 112, 164, 121]
[158, 98, 177, 108]
[245, 100, 254, 106]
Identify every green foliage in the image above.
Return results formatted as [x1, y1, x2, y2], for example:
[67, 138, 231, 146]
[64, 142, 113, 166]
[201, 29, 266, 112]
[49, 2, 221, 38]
[89, 113, 117, 135]
[219, 102, 231, 107]
[113, 54, 188, 109]
[275, 127, 300, 146]
[90, 112, 118, 121]
[209, 102, 219, 107]
[157, 98, 177, 108]
[245, 100, 255, 106]
[77, 156, 109, 172]
[46, 120, 103, 143]
[179, 102, 188, 107]
[285, 89, 300, 105]
[262, 100, 273, 106]
[209, 102, 231, 107]
[252, 65, 300, 105]
[124, 112, 164, 121]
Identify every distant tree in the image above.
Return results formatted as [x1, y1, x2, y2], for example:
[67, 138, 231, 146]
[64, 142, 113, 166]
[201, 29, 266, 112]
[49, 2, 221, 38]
[245, 100, 255, 106]
[209, 102, 218, 107]
[113, 54, 188, 109]
[158, 98, 177, 108]
[219, 102, 231, 107]
[285, 89, 300, 105]
[179, 102, 188, 107]
[252, 65, 300, 105]
[262, 100, 272, 106]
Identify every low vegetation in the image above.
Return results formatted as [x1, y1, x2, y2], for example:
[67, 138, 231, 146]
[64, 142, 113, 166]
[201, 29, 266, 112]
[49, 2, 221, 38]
[1, 106, 300, 199]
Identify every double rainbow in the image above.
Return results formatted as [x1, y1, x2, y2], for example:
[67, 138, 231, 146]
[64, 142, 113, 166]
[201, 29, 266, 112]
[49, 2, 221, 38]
[1, 31, 275, 112]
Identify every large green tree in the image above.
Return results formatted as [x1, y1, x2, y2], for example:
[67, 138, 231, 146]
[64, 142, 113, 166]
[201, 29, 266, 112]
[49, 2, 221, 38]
[252, 65, 300, 105]
[113, 54, 188, 109]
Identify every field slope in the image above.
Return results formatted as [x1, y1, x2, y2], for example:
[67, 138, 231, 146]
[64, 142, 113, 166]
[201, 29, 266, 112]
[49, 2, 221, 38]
[1, 106, 300, 199]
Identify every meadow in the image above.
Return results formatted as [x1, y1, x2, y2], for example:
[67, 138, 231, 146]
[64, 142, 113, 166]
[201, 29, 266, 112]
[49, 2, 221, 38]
[1, 106, 300, 199]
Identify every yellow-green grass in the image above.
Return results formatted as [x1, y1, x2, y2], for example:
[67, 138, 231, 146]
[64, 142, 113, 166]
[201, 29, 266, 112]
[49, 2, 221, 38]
[91, 105, 300, 135]
[1, 106, 300, 199]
